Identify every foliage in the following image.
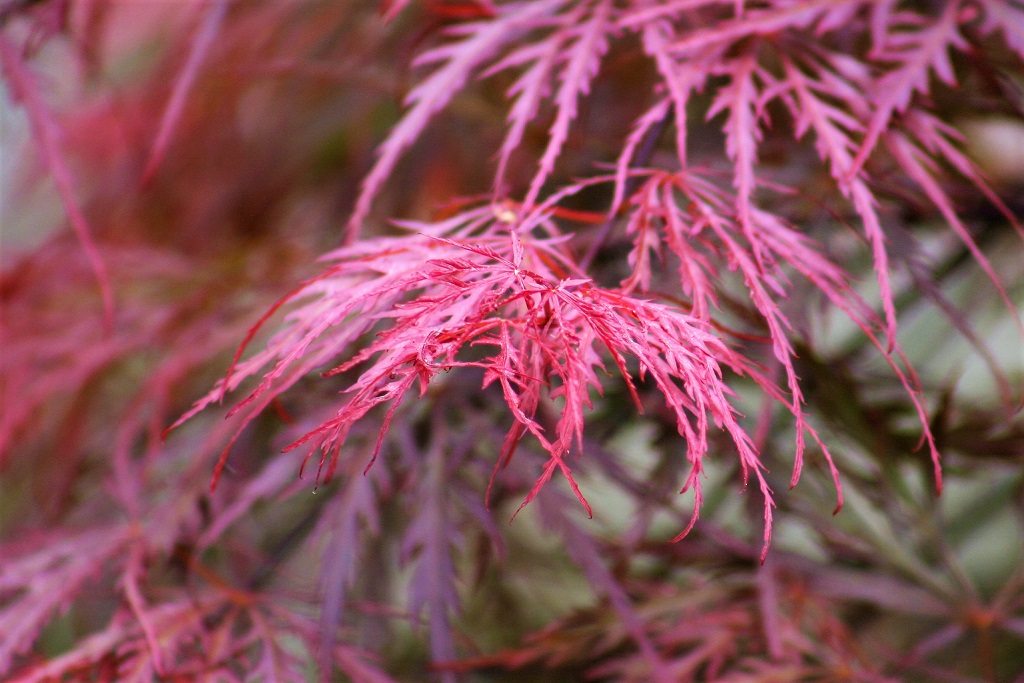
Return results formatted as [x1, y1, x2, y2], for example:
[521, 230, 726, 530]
[2, 0, 1023, 681]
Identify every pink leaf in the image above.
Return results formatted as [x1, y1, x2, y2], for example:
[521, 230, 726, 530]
[848, 2, 965, 178]
[348, 1, 563, 239]
[523, 0, 614, 210]
[0, 36, 114, 329]
[140, 0, 228, 185]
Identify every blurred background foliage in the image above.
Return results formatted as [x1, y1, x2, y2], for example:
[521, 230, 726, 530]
[1, 1, 1023, 681]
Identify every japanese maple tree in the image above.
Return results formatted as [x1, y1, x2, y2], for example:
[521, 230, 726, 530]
[2, 0, 1023, 681]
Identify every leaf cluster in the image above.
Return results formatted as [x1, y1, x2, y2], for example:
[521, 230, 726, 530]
[1, 1, 1023, 681]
